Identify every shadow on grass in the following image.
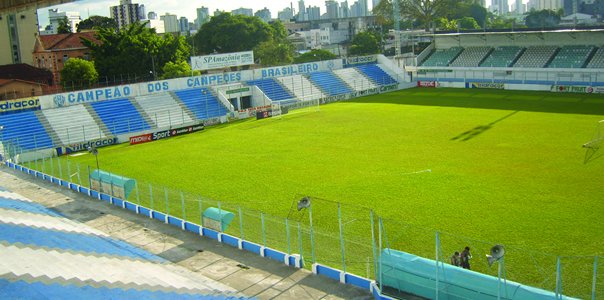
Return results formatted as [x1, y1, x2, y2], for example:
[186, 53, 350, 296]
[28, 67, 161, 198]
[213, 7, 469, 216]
[347, 88, 604, 116]
[584, 146, 603, 164]
[452, 111, 519, 141]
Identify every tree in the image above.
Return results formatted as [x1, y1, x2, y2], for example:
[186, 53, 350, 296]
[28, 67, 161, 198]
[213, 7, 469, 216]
[255, 41, 294, 66]
[81, 22, 190, 80]
[294, 49, 337, 64]
[61, 58, 98, 90]
[57, 17, 72, 34]
[400, 0, 452, 30]
[437, 17, 458, 30]
[193, 13, 274, 54]
[457, 17, 480, 29]
[525, 9, 562, 28]
[77, 15, 118, 32]
[349, 32, 381, 56]
[252, 20, 295, 66]
[161, 61, 200, 79]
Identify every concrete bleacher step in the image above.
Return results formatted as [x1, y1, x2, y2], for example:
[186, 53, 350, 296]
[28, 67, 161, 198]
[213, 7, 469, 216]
[0, 243, 231, 294]
[509, 47, 525, 67]
[544, 47, 561, 68]
[34, 110, 61, 147]
[477, 48, 494, 66]
[82, 104, 113, 138]
[167, 92, 197, 121]
[0, 208, 107, 236]
[583, 47, 598, 68]
[128, 98, 156, 129]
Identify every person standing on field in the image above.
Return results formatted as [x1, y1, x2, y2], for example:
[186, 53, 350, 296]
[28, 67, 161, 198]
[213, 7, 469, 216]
[460, 246, 472, 269]
[450, 251, 461, 267]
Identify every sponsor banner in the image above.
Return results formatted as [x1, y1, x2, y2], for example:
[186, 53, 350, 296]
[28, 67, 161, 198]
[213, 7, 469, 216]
[129, 133, 152, 145]
[0, 97, 40, 114]
[57, 137, 117, 155]
[226, 87, 250, 94]
[467, 82, 505, 89]
[256, 109, 274, 120]
[551, 85, 595, 93]
[595, 87, 604, 94]
[255, 59, 342, 79]
[417, 81, 438, 88]
[191, 51, 254, 71]
[343, 55, 377, 67]
[236, 105, 271, 119]
[129, 124, 205, 145]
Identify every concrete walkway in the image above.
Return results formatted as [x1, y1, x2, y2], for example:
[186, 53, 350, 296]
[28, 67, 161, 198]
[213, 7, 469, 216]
[0, 165, 373, 300]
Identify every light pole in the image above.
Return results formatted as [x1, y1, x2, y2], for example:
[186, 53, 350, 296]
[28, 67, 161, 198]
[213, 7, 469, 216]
[88, 145, 99, 171]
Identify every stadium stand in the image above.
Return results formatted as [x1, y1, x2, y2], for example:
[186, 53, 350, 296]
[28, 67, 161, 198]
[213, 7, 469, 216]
[0, 111, 54, 150]
[333, 67, 378, 91]
[173, 88, 229, 120]
[586, 47, 604, 68]
[89, 98, 150, 135]
[513, 46, 558, 68]
[246, 78, 294, 101]
[41, 105, 107, 145]
[420, 47, 463, 67]
[548, 45, 596, 68]
[355, 64, 399, 85]
[275, 75, 326, 101]
[308, 71, 353, 96]
[0, 188, 245, 299]
[135, 93, 195, 129]
[450, 47, 492, 67]
[479, 46, 523, 67]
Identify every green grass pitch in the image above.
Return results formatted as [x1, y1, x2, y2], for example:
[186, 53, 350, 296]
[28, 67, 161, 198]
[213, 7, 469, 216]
[47, 87, 604, 295]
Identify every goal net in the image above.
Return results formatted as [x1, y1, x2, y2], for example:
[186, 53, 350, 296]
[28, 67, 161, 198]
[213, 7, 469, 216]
[583, 120, 604, 149]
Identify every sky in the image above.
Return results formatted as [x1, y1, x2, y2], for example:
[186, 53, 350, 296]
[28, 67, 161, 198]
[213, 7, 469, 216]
[37, 0, 377, 27]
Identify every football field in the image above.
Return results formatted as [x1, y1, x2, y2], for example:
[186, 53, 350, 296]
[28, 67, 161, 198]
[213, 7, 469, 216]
[48, 87, 604, 294]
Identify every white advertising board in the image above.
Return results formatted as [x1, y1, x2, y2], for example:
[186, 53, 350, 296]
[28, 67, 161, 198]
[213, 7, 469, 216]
[191, 51, 254, 71]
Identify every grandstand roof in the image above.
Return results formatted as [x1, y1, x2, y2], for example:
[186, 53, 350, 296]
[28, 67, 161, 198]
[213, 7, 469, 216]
[421, 28, 604, 37]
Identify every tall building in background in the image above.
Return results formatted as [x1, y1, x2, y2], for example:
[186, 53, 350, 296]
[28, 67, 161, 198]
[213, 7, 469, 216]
[232, 8, 253, 17]
[195, 7, 210, 29]
[145, 11, 164, 33]
[298, 0, 307, 21]
[0, 6, 38, 65]
[138, 4, 146, 20]
[214, 9, 224, 16]
[255, 8, 272, 22]
[350, 0, 369, 16]
[325, 0, 340, 19]
[160, 13, 179, 33]
[514, 0, 524, 13]
[491, 0, 510, 14]
[179, 17, 189, 33]
[278, 7, 294, 21]
[307, 6, 321, 20]
[41, 9, 81, 35]
[110, 0, 142, 29]
[340, 1, 350, 18]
